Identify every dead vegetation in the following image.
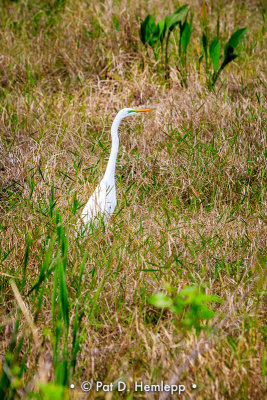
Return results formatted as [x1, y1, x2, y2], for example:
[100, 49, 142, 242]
[0, 1, 266, 399]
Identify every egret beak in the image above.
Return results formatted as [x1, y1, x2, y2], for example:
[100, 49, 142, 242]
[134, 109, 153, 113]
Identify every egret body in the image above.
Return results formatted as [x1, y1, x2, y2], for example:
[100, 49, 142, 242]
[77, 108, 152, 233]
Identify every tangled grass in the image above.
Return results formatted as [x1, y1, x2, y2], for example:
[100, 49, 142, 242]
[0, 1, 266, 399]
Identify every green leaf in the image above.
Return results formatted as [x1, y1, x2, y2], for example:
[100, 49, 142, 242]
[155, 19, 166, 43]
[202, 32, 208, 53]
[224, 27, 247, 56]
[202, 32, 208, 67]
[140, 14, 157, 45]
[181, 16, 193, 52]
[39, 382, 65, 400]
[112, 15, 119, 31]
[209, 37, 221, 72]
[179, 285, 198, 296]
[163, 281, 176, 293]
[220, 53, 238, 71]
[199, 307, 215, 320]
[227, 27, 247, 49]
[165, 5, 189, 32]
[149, 293, 173, 308]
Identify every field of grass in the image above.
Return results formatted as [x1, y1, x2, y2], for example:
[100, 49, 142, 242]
[0, 0, 266, 399]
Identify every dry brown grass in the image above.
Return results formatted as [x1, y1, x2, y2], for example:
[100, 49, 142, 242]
[0, 0, 266, 399]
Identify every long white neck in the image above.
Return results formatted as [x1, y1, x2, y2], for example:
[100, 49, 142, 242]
[103, 115, 121, 183]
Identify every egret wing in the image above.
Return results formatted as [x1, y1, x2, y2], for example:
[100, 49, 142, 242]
[79, 180, 107, 226]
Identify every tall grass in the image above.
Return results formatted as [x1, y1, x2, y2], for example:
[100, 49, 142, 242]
[0, 1, 266, 399]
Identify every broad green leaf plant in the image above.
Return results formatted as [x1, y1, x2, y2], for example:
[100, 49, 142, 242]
[175, 11, 193, 85]
[140, 5, 189, 77]
[199, 2, 247, 87]
[140, 2, 247, 88]
[149, 285, 222, 335]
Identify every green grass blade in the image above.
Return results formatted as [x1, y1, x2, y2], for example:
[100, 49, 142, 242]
[57, 255, 69, 330]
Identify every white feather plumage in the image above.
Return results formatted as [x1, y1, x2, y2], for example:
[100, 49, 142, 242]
[76, 107, 152, 234]
[79, 179, 116, 229]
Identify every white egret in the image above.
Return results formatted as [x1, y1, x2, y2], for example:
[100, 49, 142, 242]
[76, 108, 152, 233]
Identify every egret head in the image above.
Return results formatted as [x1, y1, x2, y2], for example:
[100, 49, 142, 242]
[117, 107, 153, 120]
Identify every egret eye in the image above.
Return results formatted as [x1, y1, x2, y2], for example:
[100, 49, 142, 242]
[128, 110, 135, 114]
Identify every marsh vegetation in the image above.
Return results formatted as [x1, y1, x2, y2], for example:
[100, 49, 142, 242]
[0, 1, 266, 399]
